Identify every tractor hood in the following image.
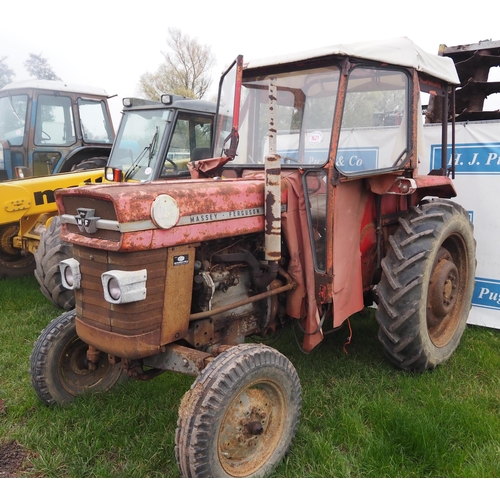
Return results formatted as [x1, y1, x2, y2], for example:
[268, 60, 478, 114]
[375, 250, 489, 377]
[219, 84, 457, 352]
[56, 176, 276, 252]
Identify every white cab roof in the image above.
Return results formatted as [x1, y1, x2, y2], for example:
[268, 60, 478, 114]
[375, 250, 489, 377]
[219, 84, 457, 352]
[1, 79, 110, 96]
[245, 37, 460, 85]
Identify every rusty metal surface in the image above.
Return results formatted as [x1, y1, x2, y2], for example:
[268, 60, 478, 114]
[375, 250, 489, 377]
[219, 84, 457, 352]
[160, 245, 196, 345]
[142, 344, 213, 376]
[218, 378, 286, 477]
[439, 40, 500, 120]
[75, 316, 163, 359]
[56, 177, 269, 252]
[264, 156, 282, 261]
[73, 245, 166, 336]
[188, 274, 295, 322]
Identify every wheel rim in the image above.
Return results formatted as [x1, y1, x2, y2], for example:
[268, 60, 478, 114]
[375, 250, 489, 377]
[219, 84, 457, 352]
[0, 224, 35, 273]
[58, 336, 116, 396]
[218, 378, 287, 477]
[427, 238, 469, 348]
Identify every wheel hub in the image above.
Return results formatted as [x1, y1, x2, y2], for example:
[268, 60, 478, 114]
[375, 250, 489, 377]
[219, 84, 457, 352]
[427, 247, 461, 346]
[0, 225, 19, 256]
[218, 382, 285, 476]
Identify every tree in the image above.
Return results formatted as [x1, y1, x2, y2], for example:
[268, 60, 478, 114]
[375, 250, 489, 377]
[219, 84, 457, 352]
[24, 53, 60, 81]
[0, 56, 15, 88]
[139, 28, 215, 100]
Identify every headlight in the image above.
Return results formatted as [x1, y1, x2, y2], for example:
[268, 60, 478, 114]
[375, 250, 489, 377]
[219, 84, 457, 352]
[151, 194, 179, 229]
[60, 258, 81, 290]
[101, 269, 147, 304]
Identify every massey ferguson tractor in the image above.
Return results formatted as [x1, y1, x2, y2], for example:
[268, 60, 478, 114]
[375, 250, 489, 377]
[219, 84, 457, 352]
[30, 38, 476, 477]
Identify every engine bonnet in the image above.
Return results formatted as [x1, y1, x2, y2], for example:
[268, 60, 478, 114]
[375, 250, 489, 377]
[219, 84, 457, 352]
[55, 177, 273, 252]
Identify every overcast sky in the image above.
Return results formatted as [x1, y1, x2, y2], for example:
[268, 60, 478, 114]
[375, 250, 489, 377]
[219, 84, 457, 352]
[2, 0, 499, 127]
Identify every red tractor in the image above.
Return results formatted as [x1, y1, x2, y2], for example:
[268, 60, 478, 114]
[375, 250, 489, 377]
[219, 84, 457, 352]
[30, 38, 476, 477]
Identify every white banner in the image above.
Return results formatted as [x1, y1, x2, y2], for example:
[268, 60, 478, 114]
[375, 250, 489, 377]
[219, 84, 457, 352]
[424, 120, 500, 329]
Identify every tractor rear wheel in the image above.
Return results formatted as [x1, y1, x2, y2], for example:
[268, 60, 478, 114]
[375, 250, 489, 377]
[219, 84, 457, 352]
[376, 200, 476, 372]
[34, 216, 74, 310]
[30, 310, 125, 405]
[175, 343, 302, 477]
[0, 223, 35, 279]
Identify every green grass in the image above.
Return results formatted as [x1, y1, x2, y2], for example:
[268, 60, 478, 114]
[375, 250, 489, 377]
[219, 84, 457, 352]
[1, 275, 500, 477]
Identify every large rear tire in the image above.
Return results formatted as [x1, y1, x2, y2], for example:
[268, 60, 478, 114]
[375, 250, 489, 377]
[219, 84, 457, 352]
[175, 343, 302, 477]
[376, 200, 476, 372]
[30, 310, 125, 405]
[34, 216, 74, 310]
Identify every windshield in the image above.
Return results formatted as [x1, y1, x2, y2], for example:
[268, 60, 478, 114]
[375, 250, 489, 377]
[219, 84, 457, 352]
[108, 108, 170, 181]
[337, 66, 410, 175]
[0, 94, 28, 146]
[231, 66, 340, 167]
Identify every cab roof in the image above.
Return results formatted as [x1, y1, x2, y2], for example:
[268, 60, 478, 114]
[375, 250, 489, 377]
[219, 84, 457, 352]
[1, 79, 110, 97]
[244, 37, 460, 85]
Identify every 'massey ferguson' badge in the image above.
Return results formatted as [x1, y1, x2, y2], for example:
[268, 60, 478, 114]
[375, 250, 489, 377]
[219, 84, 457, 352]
[173, 254, 189, 266]
[75, 208, 100, 234]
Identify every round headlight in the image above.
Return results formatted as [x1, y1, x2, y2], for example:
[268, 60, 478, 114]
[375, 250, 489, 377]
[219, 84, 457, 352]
[63, 266, 74, 287]
[107, 277, 122, 300]
[151, 194, 180, 229]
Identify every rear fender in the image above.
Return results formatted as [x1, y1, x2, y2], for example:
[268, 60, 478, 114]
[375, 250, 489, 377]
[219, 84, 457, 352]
[367, 172, 457, 200]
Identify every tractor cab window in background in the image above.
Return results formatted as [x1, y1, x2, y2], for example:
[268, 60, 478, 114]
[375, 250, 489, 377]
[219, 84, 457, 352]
[232, 66, 340, 167]
[0, 94, 28, 146]
[108, 107, 170, 181]
[161, 113, 212, 177]
[108, 107, 213, 182]
[77, 98, 113, 144]
[34, 95, 75, 147]
[337, 66, 410, 175]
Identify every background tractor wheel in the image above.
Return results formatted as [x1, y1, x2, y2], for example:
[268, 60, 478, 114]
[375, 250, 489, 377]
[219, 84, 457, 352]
[175, 343, 302, 478]
[70, 156, 108, 171]
[0, 223, 35, 279]
[376, 200, 476, 372]
[30, 310, 125, 406]
[34, 216, 74, 310]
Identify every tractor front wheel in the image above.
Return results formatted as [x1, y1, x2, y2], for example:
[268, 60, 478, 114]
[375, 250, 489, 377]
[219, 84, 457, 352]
[30, 310, 125, 405]
[376, 200, 476, 372]
[175, 344, 302, 477]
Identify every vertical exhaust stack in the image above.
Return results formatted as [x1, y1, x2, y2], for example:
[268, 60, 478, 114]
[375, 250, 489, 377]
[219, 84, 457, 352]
[264, 77, 281, 273]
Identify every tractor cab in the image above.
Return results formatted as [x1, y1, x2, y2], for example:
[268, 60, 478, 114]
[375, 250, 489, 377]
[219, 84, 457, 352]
[104, 95, 216, 182]
[0, 80, 114, 180]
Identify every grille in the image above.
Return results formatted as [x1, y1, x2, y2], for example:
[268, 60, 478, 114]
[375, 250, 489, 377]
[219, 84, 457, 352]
[62, 195, 120, 242]
[73, 245, 167, 335]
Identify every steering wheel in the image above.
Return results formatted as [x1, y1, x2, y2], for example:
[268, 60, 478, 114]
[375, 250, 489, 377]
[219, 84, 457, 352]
[165, 157, 179, 171]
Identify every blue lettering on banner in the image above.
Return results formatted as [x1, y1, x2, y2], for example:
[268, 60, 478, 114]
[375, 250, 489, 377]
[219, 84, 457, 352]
[335, 148, 379, 171]
[472, 277, 500, 310]
[277, 147, 379, 169]
[430, 142, 500, 174]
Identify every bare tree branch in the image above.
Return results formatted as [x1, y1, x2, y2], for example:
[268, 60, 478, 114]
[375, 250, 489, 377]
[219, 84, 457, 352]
[139, 28, 215, 100]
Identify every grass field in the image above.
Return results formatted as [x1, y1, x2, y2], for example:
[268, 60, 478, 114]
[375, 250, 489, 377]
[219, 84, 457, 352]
[1, 275, 500, 478]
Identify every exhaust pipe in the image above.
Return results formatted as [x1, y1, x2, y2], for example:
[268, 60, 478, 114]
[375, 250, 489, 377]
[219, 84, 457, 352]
[265, 76, 281, 268]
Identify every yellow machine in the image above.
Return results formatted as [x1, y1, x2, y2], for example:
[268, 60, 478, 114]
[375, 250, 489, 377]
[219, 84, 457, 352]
[0, 169, 104, 278]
